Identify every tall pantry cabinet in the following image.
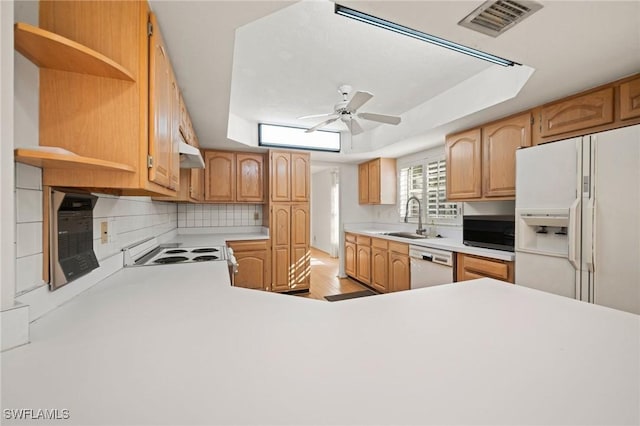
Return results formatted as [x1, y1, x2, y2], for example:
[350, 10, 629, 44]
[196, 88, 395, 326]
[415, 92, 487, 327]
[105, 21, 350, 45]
[267, 151, 311, 292]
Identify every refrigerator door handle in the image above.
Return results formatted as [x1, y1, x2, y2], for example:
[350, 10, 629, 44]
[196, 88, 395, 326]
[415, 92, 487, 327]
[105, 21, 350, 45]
[584, 198, 595, 273]
[568, 198, 581, 270]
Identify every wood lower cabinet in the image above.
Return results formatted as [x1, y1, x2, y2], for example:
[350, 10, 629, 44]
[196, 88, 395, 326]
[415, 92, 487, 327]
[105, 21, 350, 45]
[482, 112, 532, 198]
[203, 150, 265, 203]
[456, 253, 514, 283]
[540, 88, 614, 137]
[445, 129, 482, 200]
[620, 77, 640, 120]
[227, 240, 270, 291]
[358, 158, 396, 204]
[356, 244, 371, 285]
[371, 246, 388, 293]
[344, 234, 357, 277]
[388, 242, 410, 292]
[270, 203, 310, 292]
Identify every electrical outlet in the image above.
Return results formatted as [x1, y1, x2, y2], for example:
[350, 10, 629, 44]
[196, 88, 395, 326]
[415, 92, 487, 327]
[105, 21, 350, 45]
[100, 221, 109, 244]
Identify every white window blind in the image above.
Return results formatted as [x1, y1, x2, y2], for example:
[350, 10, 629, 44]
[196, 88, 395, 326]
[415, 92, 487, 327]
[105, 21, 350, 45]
[399, 158, 458, 223]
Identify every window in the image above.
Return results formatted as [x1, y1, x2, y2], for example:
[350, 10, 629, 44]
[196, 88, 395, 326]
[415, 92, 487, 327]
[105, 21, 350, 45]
[399, 158, 459, 224]
[258, 123, 340, 152]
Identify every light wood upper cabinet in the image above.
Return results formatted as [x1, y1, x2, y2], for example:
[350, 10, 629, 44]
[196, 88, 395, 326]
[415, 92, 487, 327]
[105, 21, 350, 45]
[540, 88, 614, 137]
[270, 151, 291, 202]
[190, 167, 205, 202]
[482, 112, 532, 198]
[358, 158, 396, 204]
[204, 151, 235, 202]
[358, 163, 369, 204]
[33, 3, 179, 196]
[291, 153, 310, 202]
[445, 128, 482, 200]
[620, 77, 640, 120]
[236, 153, 264, 202]
[202, 151, 265, 203]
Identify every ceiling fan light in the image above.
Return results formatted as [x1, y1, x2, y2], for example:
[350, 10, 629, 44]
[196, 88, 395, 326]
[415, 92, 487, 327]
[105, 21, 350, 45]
[334, 4, 519, 67]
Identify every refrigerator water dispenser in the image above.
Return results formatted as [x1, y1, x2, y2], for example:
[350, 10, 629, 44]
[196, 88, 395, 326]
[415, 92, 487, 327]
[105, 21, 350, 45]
[516, 208, 571, 257]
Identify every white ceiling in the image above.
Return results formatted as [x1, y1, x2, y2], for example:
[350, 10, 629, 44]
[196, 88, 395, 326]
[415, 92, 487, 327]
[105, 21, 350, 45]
[150, 1, 640, 163]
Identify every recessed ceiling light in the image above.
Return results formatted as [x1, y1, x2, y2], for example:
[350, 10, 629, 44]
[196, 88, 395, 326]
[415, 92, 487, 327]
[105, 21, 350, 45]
[334, 4, 519, 67]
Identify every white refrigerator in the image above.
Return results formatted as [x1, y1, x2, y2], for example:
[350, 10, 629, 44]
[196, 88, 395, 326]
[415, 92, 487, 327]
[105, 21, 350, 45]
[515, 125, 640, 315]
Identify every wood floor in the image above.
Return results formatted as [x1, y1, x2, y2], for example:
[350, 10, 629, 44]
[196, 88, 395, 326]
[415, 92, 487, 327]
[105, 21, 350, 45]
[298, 247, 371, 301]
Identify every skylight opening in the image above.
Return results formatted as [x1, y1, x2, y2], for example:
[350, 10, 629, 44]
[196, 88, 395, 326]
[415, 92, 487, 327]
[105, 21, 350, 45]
[258, 124, 341, 152]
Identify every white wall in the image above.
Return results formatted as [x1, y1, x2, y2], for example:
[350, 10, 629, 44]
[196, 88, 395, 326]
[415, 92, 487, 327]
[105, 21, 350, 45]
[310, 168, 334, 254]
[177, 204, 263, 228]
[1, 0, 15, 311]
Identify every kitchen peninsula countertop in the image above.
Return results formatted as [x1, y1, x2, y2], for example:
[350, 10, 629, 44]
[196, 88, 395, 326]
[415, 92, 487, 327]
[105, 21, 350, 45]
[344, 226, 515, 261]
[2, 263, 638, 425]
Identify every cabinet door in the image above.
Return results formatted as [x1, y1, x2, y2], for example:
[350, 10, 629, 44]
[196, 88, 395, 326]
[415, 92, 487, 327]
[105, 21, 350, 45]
[169, 70, 180, 190]
[356, 245, 371, 285]
[271, 246, 291, 292]
[620, 77, 640, 120]
[368, 159, 381, 204]
[345, 241, 357, 277]
[271, 151, 291, 202]
[234, 251, 268, 290]
[291, 204, 310, 290]
[291, 153, 310, 202]
[389, 253, 410, 292]
[291, 246, 310, 290]
[271, 204, 291, 247]
[482, 113, 532, 198]
[236, 153, 264, 202]
[291, 204, 310, 247]
[445, 128, 482, 200]
[540, 88, 614, 137]
[358, 162, 369, 204]
[371, 247, 388, 293]
[148, 13, 174, 189]
[204, 151, 235, 202]
[190, 167, 204, 201]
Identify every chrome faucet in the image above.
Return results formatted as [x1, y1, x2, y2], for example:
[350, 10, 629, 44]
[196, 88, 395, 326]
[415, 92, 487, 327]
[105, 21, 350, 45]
[404, 196, 426, 235]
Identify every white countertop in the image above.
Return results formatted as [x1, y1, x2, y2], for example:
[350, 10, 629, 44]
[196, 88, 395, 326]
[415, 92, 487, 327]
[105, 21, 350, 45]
[173, 227, 269, 247]
[345, 227, 515, 261]
[2, 263, 638, 425]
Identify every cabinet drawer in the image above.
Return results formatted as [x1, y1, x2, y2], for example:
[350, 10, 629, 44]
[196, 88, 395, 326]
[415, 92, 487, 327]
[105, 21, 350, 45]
[356, 235, 371, 246]
[463, 256, 508, 279]
[389, 241, 409, 255]
[345, 233, 357, 243]
[540, 88, 614, 137]
[371, 237, 388, 250]
[227, 239, 268, 252]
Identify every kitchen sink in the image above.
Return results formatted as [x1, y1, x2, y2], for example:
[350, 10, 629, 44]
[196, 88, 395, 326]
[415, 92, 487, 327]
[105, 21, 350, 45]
[381, 232, 428, 240]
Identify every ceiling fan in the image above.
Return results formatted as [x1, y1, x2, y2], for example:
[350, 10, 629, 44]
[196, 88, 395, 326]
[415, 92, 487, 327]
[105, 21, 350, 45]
[298, 85, 401, 135]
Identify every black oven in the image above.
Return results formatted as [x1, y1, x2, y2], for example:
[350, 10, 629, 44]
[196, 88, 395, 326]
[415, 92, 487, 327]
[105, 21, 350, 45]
[463, 215, 515, 252]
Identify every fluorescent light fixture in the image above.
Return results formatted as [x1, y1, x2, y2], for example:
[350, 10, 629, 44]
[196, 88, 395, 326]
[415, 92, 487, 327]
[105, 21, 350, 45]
[334, 4, 519, 67]
[259, 123, 341, 152]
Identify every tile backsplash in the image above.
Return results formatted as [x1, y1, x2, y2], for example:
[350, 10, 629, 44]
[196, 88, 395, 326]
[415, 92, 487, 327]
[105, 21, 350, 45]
[178, 204, 262, 228]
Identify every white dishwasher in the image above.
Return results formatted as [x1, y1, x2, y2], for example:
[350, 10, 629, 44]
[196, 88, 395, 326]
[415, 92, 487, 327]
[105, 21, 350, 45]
[409, 245, 454, 289]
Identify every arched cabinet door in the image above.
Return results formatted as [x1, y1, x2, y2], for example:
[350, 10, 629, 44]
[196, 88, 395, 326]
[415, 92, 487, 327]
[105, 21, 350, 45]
[236, 153, 264, 202]
[204, 151, 235, 202]
[445, 128, 482, 200]
[482, 112, 532, 198]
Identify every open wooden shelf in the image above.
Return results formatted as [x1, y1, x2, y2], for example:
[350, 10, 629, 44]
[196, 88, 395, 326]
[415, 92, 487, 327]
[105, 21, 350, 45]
[15, 148, 136, 173]
[14, 22, 135, 81]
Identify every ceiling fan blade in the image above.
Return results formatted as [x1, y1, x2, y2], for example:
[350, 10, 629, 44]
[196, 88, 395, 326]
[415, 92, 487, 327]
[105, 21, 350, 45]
[358, 112, 401, 125]
[305, 117, 339, 133]
[345, 91, 373, 111]
[350, 118, 364, 135]
[297, 113, 337, 120]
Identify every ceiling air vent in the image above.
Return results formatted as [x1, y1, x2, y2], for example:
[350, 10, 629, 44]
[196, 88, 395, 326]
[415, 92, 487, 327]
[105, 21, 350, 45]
[458, 0, 543, 37]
